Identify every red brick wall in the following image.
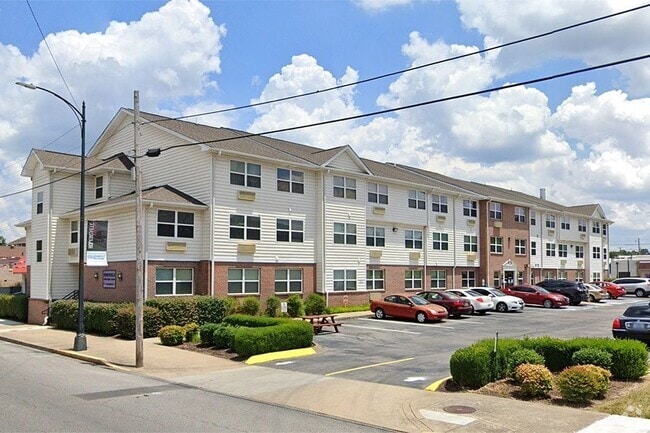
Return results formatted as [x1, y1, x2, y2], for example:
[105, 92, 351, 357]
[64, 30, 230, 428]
[27, 298, 48, 325]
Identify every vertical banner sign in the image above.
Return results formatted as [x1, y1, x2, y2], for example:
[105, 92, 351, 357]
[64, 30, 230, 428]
[86, 220, 108, 266]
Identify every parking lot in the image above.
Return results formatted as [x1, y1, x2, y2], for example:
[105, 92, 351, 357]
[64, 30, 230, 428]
[265, 296, 645, 390]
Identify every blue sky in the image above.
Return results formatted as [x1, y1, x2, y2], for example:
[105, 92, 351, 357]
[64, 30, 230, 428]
[0, 0, 649, 253]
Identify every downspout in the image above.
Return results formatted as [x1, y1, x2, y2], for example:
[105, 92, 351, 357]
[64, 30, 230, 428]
[210, 153, 216, 297]
[321, 170, 328, 307]
[485, 199, 491, 288]
[452, 196, 457, 289]
[144, 202, 153, 300]
[424, 190, 431, 289]
[47, 171, 53, 316]
[539, 209, 544, 281]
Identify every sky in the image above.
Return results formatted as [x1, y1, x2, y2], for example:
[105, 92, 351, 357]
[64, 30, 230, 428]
[0, 0, 648, 252]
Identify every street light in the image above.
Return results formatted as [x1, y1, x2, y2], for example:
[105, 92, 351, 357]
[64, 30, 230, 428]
[16, 81, 87, 351]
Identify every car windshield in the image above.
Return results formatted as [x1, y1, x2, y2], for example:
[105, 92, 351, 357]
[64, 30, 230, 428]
[624, 305, 650, 318]
[537, 287, 550, 294]
[409, 295, 429, 306]
[466, 290, 482, 297]
[443, 292, 460, 299]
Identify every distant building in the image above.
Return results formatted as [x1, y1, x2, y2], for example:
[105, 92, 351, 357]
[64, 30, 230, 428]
[610, 255, 650, 278]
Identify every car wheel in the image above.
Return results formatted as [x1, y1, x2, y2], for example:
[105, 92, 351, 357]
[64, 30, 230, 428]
[543, 299, 553, 308]
[470, 306, 476, 315]
[496, 302, 508, 313]
[415, 312, 427, 323]
[478, 310, 487, 315]
[635, 288, 645, 298]
[589, 295, 596, 302]
[374, 308, 385, 319]
[452, 314, 462, 319]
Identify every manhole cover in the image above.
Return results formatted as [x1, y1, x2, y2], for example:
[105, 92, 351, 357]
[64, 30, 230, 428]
[443, 405, 476, 414]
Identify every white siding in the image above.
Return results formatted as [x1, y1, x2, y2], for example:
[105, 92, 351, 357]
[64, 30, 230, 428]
[29, 170, 50, 299]
[107, 172, 134, 199]
[326, 151, 365, 173]
[50, 218, 78, 299]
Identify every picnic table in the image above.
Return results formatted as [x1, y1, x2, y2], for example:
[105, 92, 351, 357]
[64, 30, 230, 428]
[301, 314, 342, 334]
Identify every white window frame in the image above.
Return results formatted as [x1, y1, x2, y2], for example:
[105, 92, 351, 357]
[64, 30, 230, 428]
[229, 214, 261, 240]
[575, 245, 584, 258]
[593, 246, 601, 259]
[367, 183, 388, 204]
[405, 229, 423, 249]
[561, 216, 570, 230]
[274, 269, 303, 293]
[95, 175, 104, 199]
[276, 218, 304, 243]
[157, 210, 195, 238]
[228, 268, 260, 294]
[546, 242, 556, 257]
[489, 202, 502, 220]
[462, 271, 476, 287]
[514, 207, 526, 223]
[277, 168, 304, 194]
[230, 160, 261, 188]
[36, 191, 44, 214]
[545, 214, 556, 228]
[430, 270, 446, 288]
[558, 244, 568, 258]
[36, 240, 43, 263]
[463, 200, 477, 217]
[432, 232, 449, 250]
[333, 269, 357, 291]
[405, 269, 422, 290]
[155, 268, 193, 296]
[70, 220, 79, 245]
[531, 241, 537, 256]
[592, 221, 601, 234]
[490, 236, 503, 254]
[515, 239, 526, 255]
[463, 235, 478, 252]
[408, 190, 426, 210]
[366, 226, 385, 247]
[366, 269, 385, 290]
[334, 222, 357, 245]
[578, 219, 587, 232]
[333, 176, 356, 199]
[530, 211, 537, 226]
[431, 194, 448, 213]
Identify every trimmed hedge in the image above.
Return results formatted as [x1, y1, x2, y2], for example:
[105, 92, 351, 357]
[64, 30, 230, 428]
[158, 325, 185, 346]
[145, 296, 230, 327]
[304, 294, 327, 315]
[0, 294, 28, 322]
[114, 305, 163, 340]
[199, 323, 221, 345]
[51, 300, 125, 335]
[223, 314, 313, 357]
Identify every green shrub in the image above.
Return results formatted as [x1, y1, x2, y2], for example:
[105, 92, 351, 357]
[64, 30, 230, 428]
[145, 297, 199, 327]
[572, 348, 613, 370]
[238, 297, 260, 316]
[286, 294, 304, 318]
[223, 314, 284, 328]
[304, 294, 327, 315]
[521, 336, 573, 372]
[223, 297, 239, 316]
[556, 364, 611, 403]
[327, 304, 370, 314]
[85, 302, 126, 335]
[507, 349, 545, 377]
[514, 363, 554, 398]
[449, 345, 493, 389]
[199, 323, 221, 345]
[184, 322, 200, 343]
[158, 325, 185, 346]
[114, 305, 163, 340]
[196, 297, 229, 324]
[606, 340, 648, 379]
[232, 320, 313, 357]
[212, 324, 236, 350]
[0, 294, 28, 322]
[265, 296, 281, 317]
[50, 300, 78, 330]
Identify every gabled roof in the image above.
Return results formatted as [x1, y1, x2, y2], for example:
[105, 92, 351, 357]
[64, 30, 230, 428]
[21, 149, 130, 178]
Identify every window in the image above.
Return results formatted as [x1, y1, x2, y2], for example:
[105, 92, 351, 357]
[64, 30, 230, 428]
[543, 271, 555, 280]
[432, 232, 448, 250]
[489, 202, 502, 219]
[546, 243, 556, 257]
[228, 268, 260, 294]
[276, 219, 304, 242]
[462, 271, 476, 287]
[94, 176, 104, 199]
[333, 223, 357, 244]
[275, 269, 302, 293]
[593, 247, 601, 259]
[229, 214, 261, 240]
[530, 211, 536, 226]
[490, 236, 503, 254]
[514, 207, 526, 223]
[545, 214, 556, 228]
[517, 271, 524, 285]
[463, 200, 477, 217]
[431, 194, 448, 213]
[430, 270, 446, 288]
[603, 224, 607, 236]
[558, 271, 568, 280]
[493, 271, 500, 288]
[558, 244, 568, 258]
[157, 210, 194, 238]
[277, 168, 304, 194]
[561, 216, 570, 230]
[405, 230, 423, 249]
[408, 190, 426, 210]
[368, 183, 388, 204]
[366, 269, 384, 290]
[515, 239, 526, 255]
[333, 269, 357, 291]
[405, 270, 422, 290]
[578, 219, 587, 232]
[575, 245, 584, 258]
[333, 176, 356, 199]
[230, 160, 261, 188]
[36, 240, 43, 263]
[531, 241, 537, 256]
[464, 235, 478, 252]
[592, 221, 601, 234]
[36, 191, 43, 214]
[604, 248, 608, 260]
[592, 272, 601, 281]
[70, 221, 79, 244]
[366, 226, 385, 247]
[155, 268, 193, 295]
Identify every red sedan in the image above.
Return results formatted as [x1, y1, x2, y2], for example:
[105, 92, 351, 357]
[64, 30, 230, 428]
[371, 294, 448, 323]
[416, 290, 473, 318]
[591, 281, 626, 299]
[503, 284, 569, 308]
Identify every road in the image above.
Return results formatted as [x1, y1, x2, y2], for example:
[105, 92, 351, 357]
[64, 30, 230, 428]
[0, 341, 388, 433]
[265, 296, 643, 389]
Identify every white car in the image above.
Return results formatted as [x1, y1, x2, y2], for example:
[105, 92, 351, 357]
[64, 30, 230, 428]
[446, 289, 495, 315]
[468, 287, 525, 313]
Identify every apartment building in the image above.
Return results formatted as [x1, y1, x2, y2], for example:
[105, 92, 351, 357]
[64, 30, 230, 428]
[19, 108, 612, 324]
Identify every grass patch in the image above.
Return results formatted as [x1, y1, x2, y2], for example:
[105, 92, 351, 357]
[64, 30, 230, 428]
[327, 304, 369, 314]
[594, 377, 650, 418]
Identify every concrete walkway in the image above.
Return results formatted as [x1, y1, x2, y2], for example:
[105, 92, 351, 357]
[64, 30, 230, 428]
[1, 318, 649, 433]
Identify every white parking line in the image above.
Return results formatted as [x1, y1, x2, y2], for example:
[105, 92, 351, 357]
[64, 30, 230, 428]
[357, 318, 457, 330]
[344, 324, 421, 334]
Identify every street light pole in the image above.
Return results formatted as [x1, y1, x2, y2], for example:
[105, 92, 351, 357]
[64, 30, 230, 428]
[16, 81, 87, 351]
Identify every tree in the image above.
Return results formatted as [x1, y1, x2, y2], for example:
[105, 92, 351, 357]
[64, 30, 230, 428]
[0, 234, 5, 246]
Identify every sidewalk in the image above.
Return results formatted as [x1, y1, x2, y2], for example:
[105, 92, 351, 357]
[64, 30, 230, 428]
[2, 318, 650, 433]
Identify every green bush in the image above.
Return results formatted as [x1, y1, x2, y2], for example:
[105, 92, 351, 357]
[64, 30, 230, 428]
[286, 294, 304, 318]
[0, 294, 28, 322]
[238, 297, 260, 316]
[223, 297, 239, 316]
[212, 324, 236, 350]
[572, 348, 613, 370]
[514, 363, 554, 398]
[50, 300, 78, 330]
[85, 302, 126, 335]
[556, 364, 612, 403]
[158, 325, 185, 346]
[199, 323, 221, 345]
[232, 320, 313, 357]
[449, 345, 493, 389]
[114, 305, 163, 340]
[521, 336, 573, 372]
[145, 297, 199, 327]
[184, 322, 200, 343]
[304, 294, 327, 315]
[265, 296, 281, 317]
[507, 349, 545, 377]
[606, 340, 648, 379]
[196, 297, 229, 324]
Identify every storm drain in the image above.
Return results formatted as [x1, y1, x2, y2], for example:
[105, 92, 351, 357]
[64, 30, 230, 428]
[443, 405, 477, 414]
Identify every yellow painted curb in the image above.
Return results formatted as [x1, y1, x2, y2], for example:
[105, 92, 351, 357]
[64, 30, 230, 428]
[425, 376, 452, 392]
[245, 347, 316, 365]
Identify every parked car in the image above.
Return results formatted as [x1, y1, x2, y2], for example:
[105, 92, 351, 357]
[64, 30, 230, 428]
[591, 281, 626, 299]
[612, 301, 650, 343]
[611, 277, 650, 298]
[503, 284, 570, 308]
[535, 279, 588, 305]
[445, 289, 495, 315]
[468, 287, 525, 313]
[582, 283, 606, 302]
[416, 290, 473, 318]
[370, 294, 448, 323]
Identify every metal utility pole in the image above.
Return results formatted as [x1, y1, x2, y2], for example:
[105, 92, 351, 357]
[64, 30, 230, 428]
[134, 91, 144, 367]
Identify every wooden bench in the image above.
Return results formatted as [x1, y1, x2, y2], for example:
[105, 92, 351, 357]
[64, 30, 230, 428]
[301, 314, 342, 334]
